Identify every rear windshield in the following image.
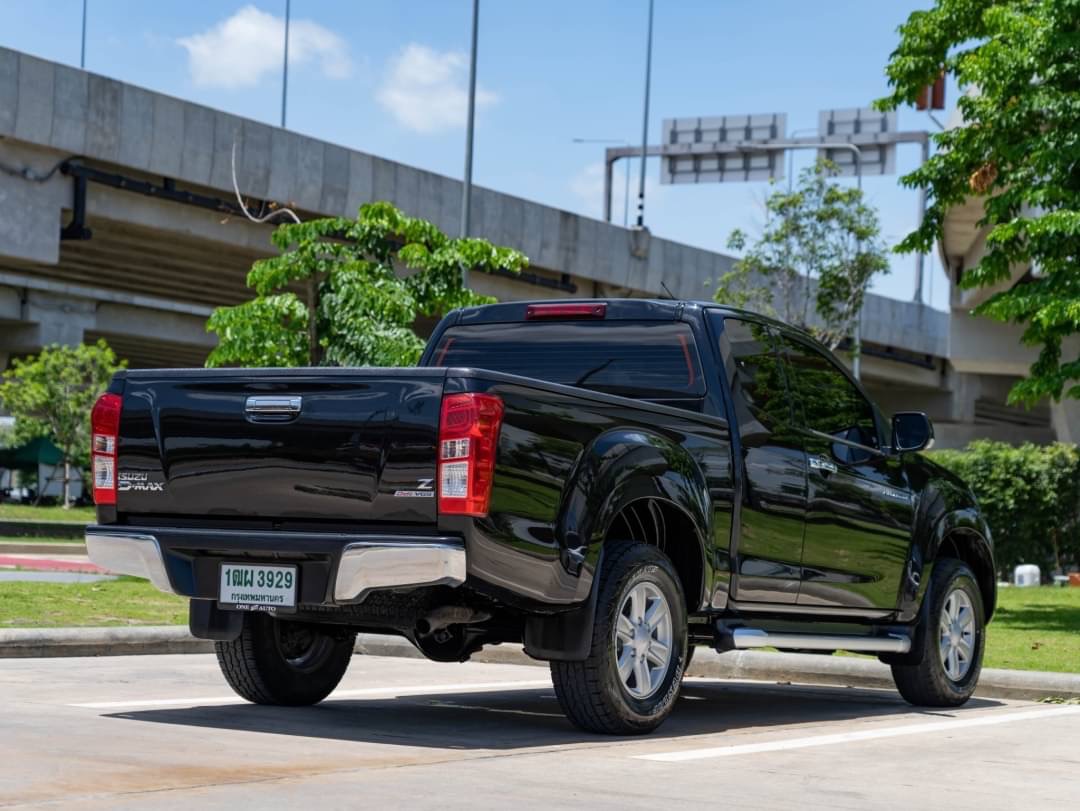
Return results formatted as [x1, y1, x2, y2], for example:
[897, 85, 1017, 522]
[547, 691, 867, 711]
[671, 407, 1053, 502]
[429, 321, 706, 399]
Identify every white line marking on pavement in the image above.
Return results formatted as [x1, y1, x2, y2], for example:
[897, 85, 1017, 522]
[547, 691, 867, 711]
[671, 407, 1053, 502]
[69, 679, 553, 710]
[636, 705, 1080, 762]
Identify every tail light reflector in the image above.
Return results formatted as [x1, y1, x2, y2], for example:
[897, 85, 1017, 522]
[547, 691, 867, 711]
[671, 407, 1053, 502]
[438, 393, 504, 517]
[91, 393, 122, 505]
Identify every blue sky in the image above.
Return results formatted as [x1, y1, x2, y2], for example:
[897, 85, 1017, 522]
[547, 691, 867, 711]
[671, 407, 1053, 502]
[0, 0, 949, 308]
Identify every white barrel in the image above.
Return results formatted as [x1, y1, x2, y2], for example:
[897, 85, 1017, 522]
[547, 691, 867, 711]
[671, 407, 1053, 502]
[1014, 564, 1041, 587]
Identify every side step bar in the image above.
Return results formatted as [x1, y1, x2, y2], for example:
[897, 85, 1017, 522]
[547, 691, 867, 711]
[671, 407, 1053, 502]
[729, 628, 911, 654]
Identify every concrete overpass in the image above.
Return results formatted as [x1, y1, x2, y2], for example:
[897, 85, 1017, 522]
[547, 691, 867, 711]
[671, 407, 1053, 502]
[0, 46, 1060, 447]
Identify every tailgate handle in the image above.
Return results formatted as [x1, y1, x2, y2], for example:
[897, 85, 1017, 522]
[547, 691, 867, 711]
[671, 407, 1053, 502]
[245, 395, 302, 417]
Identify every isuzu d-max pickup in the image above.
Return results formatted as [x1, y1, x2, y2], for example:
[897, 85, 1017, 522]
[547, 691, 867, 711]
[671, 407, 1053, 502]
[87, 299, 995, 734]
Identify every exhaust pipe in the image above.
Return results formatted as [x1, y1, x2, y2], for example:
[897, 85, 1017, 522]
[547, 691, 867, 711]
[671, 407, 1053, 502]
[416, 606, 491, 636]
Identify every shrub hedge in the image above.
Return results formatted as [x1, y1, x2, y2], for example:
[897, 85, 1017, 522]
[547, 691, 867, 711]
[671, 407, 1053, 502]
[931, 441, 1080, 580]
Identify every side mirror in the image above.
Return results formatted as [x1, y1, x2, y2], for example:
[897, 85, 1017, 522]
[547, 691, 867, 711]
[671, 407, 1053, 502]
[892, 412, 934, 453]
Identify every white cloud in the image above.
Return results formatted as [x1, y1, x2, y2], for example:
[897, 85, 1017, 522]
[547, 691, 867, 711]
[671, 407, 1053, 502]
[376, 44, 497, 134]
[178, 5, 351, 89]
[570, 163, 608, 218]
[570, 161, 663, 221]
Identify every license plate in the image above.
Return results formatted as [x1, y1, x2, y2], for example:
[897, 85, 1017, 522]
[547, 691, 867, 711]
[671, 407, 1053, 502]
[219, 563, 297, 610]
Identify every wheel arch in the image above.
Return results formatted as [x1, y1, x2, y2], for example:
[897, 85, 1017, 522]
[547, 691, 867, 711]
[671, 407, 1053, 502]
[555, 427, 712, 602]
[604, 496, 707, 614]
[525, 429, 712, 662]
[915, 508, 996, 623]
[935, 526, 996, 622]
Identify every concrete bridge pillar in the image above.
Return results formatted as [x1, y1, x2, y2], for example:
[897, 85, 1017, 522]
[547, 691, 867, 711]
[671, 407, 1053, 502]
[1051, 399, 1080, 446]
[0, 141, 67, 265]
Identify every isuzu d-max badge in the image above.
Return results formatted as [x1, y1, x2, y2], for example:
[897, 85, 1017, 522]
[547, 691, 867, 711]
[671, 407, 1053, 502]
[117, 471, 165, 493]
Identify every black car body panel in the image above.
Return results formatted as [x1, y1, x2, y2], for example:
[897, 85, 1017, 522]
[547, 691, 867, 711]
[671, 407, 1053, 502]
[94, 299, 995, 660]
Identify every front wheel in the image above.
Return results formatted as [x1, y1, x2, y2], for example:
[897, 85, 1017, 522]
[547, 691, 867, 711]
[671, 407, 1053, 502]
[215, 612, 356, 706]
[891, 559, 985, 707]
[551, 541, 688, 735]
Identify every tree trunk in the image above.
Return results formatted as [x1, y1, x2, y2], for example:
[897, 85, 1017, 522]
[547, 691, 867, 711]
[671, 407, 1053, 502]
[307, 276, 323, 366]
[63, 458, 71, 509]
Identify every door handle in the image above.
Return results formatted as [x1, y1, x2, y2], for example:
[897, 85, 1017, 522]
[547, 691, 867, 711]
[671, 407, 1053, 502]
[245, 395, 302, 418]
[808, 455, 838, 475]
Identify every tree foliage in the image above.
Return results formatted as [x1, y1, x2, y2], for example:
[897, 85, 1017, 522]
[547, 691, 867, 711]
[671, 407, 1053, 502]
[715, 160, 889, 350]
[878, 0, 1080, 404]
[933, 441, 1080, 578]
[0, 340, 126, 505]
[207, 202, 528, 368]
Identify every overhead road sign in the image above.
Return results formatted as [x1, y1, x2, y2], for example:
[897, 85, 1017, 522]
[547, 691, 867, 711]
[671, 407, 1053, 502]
[661, 114, 787, 184]
[817, 108, 898, 177]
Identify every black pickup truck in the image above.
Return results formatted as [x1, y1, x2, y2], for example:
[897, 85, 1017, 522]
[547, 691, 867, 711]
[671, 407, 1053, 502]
[87, 299, 994, 734]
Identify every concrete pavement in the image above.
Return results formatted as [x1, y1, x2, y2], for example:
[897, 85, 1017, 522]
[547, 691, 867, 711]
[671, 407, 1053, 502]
[0, 653, 1077, 809]
[4, 626, 1078, 703]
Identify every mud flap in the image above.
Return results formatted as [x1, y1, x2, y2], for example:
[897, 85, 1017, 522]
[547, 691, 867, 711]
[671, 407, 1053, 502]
[523, 548, 604, 661]
[189, 599, 244, 641]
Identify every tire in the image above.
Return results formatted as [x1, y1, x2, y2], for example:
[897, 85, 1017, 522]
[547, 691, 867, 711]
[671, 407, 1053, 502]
[215, 612, 356, 706]
[891, 559, 985, 707]
[684, 644, 696, 672]
[550, 540, 689, 735]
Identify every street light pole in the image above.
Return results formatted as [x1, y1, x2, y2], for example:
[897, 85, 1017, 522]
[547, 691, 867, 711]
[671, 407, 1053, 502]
[635, 0, 655, 228]
[913, 135, 930, 303]
[850, 149, 865, 382]
[787, 127, 817, 191]
[574, 138, 631, 227]
[461, 0, 480, 245]
[80, 0, 87, 69]
[280, 0, 291, 128]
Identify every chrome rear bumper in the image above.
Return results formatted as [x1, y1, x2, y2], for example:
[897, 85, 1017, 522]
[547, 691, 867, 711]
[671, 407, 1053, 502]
[85, 528, 467, 604]
[85, 531, 176, 594]
[334, 542, 467, 602]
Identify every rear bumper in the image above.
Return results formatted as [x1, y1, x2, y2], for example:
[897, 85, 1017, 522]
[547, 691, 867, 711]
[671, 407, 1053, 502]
[85, 526, 467, 604]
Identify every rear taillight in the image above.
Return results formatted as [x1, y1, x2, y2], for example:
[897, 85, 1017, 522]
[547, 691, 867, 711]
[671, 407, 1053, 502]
[91, 393, 122, 505]
[438, 393, 504, 517]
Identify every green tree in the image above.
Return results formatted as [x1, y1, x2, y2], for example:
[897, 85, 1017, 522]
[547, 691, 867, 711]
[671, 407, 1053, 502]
[878, 0, 1080, 404]
[207, 201, 527, 368]
[0, 340, 126, 507]
[716, 160, 889, 350]
[933, 441, 1080, 577]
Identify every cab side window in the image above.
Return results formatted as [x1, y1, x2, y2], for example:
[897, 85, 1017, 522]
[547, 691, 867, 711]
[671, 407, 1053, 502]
[722, 318, 794, 439]
[779, 336, 878, 462]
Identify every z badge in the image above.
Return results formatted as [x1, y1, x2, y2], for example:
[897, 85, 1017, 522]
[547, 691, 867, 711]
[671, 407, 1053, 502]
[394, 478, 435, 498]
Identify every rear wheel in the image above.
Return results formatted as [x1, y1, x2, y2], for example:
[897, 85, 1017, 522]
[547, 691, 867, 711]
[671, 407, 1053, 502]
[551, 541, 688, 735]
[891, 559, 985, 707]
[215, 612, 356, 705]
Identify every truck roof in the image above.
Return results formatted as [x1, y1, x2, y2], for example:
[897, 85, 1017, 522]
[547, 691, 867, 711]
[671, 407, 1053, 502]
[449, 298, 799, 332]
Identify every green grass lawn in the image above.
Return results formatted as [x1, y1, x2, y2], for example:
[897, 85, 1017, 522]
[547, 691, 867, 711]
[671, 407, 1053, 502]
[0, 536, 83, 545]
[0, 503, 95, 522]
[0, 574, 1075, 674]
[0, 577, 187, 628]
[984, 586, 1080, 673]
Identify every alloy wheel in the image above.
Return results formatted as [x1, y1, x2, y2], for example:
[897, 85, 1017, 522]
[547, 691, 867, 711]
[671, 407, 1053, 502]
[614, 581, 674, 699]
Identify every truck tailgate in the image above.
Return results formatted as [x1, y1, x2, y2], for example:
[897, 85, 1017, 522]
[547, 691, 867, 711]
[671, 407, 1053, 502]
[115, 368, 445, 524]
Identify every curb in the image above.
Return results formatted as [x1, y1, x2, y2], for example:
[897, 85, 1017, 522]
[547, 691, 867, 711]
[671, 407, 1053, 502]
[0, 626, 214, 658]
[3, 625, 1078, 702]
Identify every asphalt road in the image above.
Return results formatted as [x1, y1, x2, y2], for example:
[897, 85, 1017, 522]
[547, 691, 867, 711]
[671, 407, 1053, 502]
[1, 653, 1077, 809]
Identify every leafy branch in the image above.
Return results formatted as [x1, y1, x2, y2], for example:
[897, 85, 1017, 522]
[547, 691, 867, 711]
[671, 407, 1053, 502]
[207, 202, 528, 368]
